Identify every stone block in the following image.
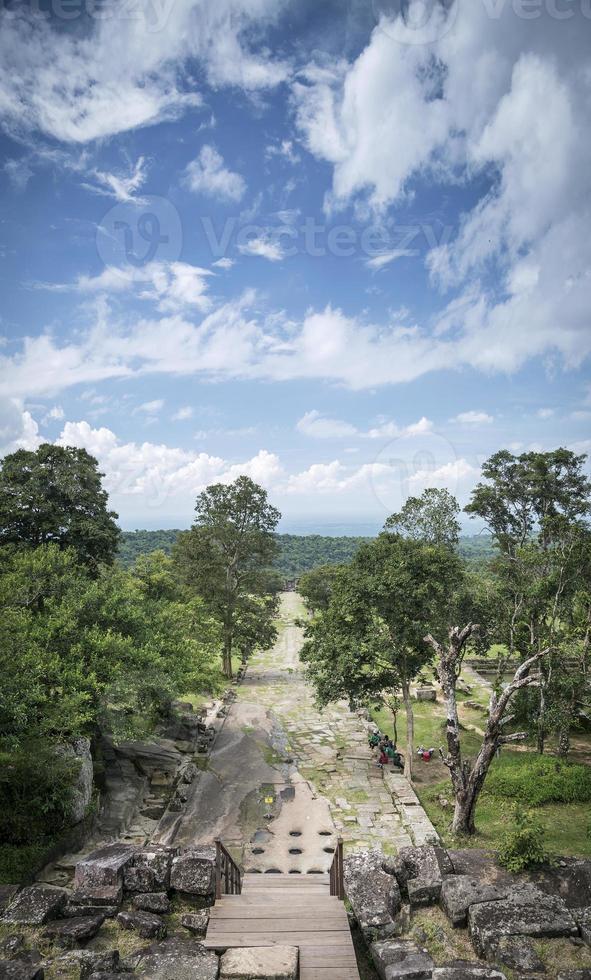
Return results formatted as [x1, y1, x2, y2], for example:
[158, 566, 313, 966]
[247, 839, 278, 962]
[432, 964, 506, 979]
[180, 911, 209, 936]
[170, 845, 216, 897]
[2, 886, 68, 925]
[74, 844, 136, 892]
[44, 914, 105, 947]
[220, 945, 298, 979]
[371, 939, 434, 980]
[117, 910, 167, 940]
[344, 849, 402, 941]
[440, 875, 508, 927]
[132, 893, 170, 915]
[468, 884, 578, 959]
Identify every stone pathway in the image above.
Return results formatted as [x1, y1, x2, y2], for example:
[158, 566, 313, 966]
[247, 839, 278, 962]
[242, 593, 413, 855]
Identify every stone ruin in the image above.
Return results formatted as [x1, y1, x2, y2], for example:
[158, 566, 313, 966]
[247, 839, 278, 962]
[344, 845, 591, 979]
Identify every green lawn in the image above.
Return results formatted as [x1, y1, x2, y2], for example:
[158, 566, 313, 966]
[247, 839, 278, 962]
[370, 672, 591, 859]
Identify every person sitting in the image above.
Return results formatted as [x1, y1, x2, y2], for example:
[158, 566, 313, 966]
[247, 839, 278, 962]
[417, 745, 435, 761]
[368, 729, 381, 749]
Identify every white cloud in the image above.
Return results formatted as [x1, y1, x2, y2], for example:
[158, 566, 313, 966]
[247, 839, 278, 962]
[0, 398, 43, 454]
[46, 405, 65, 422]
[292, 5, 591, 383]
[537, 408, 554, 420]
[212, 257, 235, 270]
[134, 399, 164, 417]
[83, 157, 148, 202]
[297, 411, 358, 439]
[61, 261, 214, 314]
[184, 145, 246, 202]
[172, 406, 194, 421]
[452, 411, 494, 426]
[296, 410, 433, 440]
[55, 419, 283, 508]
[0, 0, 288, 144]
[265, 139, 300, 164]
[238, 236, 285, 262]
[366, 249, 416, 270]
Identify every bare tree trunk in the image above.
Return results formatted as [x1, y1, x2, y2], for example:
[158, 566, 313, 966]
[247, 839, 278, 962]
[223, 623, 233, 678]
[425, 626, 544, 837]
[401, 678, 414, 782]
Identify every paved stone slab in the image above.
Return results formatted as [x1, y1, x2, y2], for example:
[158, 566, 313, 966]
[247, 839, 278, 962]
[220, 945, 298, 979]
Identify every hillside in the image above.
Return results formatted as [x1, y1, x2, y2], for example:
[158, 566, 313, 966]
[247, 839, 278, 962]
[117, 529, 495, 577]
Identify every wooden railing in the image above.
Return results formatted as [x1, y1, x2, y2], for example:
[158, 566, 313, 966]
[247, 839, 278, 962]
[215, 840, 242, 899]
[329, 839, 345, 900]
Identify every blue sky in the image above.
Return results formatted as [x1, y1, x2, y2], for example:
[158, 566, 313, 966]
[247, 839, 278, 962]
[0, 0, 590, 532]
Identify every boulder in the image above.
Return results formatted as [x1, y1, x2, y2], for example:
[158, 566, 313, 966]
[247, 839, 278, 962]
[440, 875, 508, 927]
[432, 964, 506, 979]
[370, 939, 434, 980]
[170, 846, 216, 897]
[180, 911, 209, 936]
[575, 907, 591, 945]
[468, 884, 578, 959]
[220, 945, 298, 979]
[0, 959, 44, 980]
[75, 844, 136, 893]
[397, 846, 452, 907]
[135, 938, 219, 980]
[117, 910, 166, 940]
[485, 936, 544, 973]
[54, 949, 120, 979]
[2, 886, 68, 925]
[344, 849, 402, 941]
[132, 893, 170, 915]
[44, 914, 105, 947]
[123, 868, 157, 894]
[55, 737, 93, 824]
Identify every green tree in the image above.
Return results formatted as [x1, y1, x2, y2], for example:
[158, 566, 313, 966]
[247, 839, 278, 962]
[466, 449, 591, 753]
[302, 533, 462, 780]
[174, 476, 281, 677]
[385, 488, 461, 549]
[0, 444, 120, 570]
[298, 564, 343, 612]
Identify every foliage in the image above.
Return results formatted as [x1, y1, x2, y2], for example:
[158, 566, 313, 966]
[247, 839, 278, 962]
[0, 744, 78, 845]
[0, 544, 223, 747]
[302, 533, 465, 778]
[498, 804, 549, 872]
[485, 755, 591, 807]
[385, 488, 461, 549]
[0, 843, 53, 885]
[298, 563, 343, 611]
[0, 444, 120, 570]
[174, 476, 281, 677]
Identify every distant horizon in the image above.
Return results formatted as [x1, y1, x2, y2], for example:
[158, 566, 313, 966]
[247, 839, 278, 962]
[119, 521, 492, 540]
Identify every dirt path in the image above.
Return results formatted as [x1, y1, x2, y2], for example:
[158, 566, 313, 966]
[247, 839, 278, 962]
[170, 593, 412, 870]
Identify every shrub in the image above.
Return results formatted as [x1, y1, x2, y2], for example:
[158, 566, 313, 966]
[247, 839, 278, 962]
[485, 755, 591, 807]
[498, 805, 548, 872]
[0, 843, 51, 884]
[0, 743, 78, 846]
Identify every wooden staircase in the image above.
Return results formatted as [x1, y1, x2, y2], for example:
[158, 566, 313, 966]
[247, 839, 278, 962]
[204, 844, 360, 980]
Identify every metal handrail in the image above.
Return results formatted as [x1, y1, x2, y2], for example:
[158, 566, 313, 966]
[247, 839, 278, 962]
[215, 839, 242, 899]
[329, 839, 345, 900]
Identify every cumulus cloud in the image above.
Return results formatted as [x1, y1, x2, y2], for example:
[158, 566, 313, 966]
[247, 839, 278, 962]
[238, 236, 286, 262]
[0, 398, 43, 455]
[297, 410, 433, 440]
[184, 145, 246, 202]
[292, 3, 591, 384]
[0, 0, 288, 144]
[172, 406, 194, 421]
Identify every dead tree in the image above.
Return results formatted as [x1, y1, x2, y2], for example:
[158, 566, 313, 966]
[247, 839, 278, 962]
[424, 625, 544, 836]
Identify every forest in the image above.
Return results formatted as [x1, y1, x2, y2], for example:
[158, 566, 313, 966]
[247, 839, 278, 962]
[118, 528, 495, 579]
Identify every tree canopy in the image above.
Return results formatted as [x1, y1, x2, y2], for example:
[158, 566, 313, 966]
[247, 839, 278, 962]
[0, 444, 120, 569]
